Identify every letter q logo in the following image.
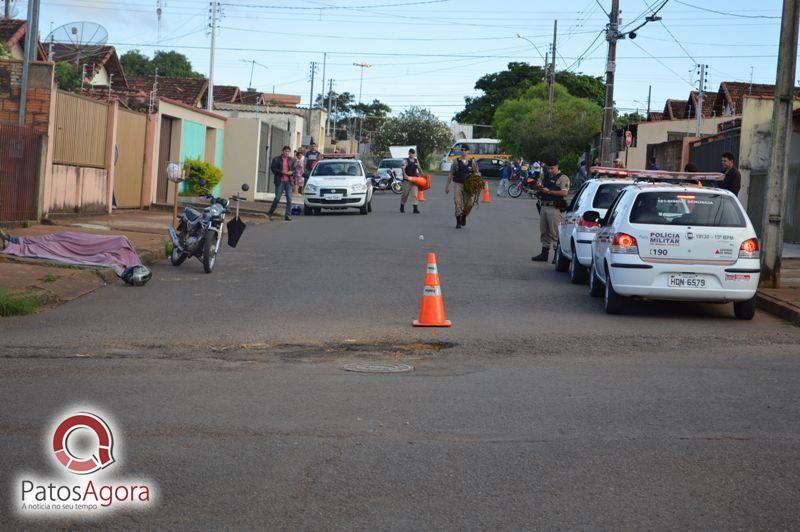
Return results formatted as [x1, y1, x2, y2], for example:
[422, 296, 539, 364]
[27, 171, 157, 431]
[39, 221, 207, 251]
[52, 413, 115, 475]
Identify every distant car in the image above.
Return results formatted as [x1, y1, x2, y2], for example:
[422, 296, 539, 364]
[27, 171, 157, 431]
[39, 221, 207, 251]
[376, 158, 404, 179]
[586, 183, 760, 318]
[303, 159, 373, 215]
[475, 158, 504, 178]
[555, 178, 636, 284]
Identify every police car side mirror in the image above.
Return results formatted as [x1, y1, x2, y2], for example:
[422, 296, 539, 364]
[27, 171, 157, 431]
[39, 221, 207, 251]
[583, 211, 601, 224]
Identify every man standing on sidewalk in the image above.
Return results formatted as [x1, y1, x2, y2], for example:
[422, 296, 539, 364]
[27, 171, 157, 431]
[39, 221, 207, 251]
[400, 148, 421, 214]
[531, 156, 569, 262]
[721, 152, 741, 196]
[267, 146, 296, 221]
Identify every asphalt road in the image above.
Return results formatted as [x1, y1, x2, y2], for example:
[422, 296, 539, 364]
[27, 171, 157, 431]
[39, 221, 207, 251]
[2, 175, 800, 530]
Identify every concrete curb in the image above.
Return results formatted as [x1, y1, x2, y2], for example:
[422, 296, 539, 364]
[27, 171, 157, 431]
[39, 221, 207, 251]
[757, 291, 800, 324]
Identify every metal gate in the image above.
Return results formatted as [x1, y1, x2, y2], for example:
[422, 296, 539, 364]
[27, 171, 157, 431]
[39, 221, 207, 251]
[0, 123, 40, 221]
[114, 109, 147, 208]
[688, 129, 741, 172]
[256, 123, 290, 196]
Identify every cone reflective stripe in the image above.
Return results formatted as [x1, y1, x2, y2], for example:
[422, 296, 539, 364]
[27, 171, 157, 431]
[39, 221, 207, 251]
[413, 252, 452, 327]
[481, 181, 491, 203]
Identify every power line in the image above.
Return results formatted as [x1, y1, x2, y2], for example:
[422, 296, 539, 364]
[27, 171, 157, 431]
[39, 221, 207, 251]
[628, 39, 694, 89]
[673, 0, 781, 19]
[220, 0, 449, 8]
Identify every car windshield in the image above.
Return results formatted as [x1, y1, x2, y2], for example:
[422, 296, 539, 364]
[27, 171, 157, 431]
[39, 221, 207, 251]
[629, 191, 746, 227]
[593, 183, 628, 209]
[313, 161, 363, 177]
[378, 159, 403, 168]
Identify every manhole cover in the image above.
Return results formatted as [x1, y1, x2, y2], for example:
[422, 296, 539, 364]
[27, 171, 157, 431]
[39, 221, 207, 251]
[342, 363, 414, 374]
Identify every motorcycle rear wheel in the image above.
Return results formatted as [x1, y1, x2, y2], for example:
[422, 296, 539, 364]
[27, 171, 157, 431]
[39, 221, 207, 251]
[202, 233, 218, 273]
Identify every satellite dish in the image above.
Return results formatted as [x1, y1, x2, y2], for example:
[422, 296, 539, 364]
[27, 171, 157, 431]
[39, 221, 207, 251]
[45, 22, 108, 62]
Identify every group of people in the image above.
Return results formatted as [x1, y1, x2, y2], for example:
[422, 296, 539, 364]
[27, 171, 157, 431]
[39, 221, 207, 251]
[266, 141, 323, 221]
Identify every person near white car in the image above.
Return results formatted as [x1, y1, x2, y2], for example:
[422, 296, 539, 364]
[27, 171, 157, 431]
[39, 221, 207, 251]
[585, 178, 760, 319]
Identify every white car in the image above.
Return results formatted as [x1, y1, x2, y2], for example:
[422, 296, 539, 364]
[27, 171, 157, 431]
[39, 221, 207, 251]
[555, 178, 636, 284]
[586, 183, 760, 319]
[303, 159, 373, 215]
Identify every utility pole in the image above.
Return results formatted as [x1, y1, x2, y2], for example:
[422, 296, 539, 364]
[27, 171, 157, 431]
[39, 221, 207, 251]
[353, 62, 371, 140]
[695, 63, 707, 136]
[207, 0, 218, 112]
[646, 85, 651, 118]
[549, 20, 557, 105]
[600, 0, 620, 166]
[307, 61, 318, 136]
[18, 0, 38, 127]
[320, 52, 327, 112]
[325, 78, 334, 143]
[4, 0, 10, 19]
[760, 0, 800, 288]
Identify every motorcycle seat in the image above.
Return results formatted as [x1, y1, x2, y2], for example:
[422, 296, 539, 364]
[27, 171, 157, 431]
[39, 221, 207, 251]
[184, 207, 201, 221]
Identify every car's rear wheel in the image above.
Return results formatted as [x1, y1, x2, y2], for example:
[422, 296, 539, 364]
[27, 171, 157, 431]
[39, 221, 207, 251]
[303, 205, 313, 216]
[359, 202, 369, 215]
[554, 240, 569, 272]
[367, 199, 373, 212]
[588, 262, 604, 297]
[569, 242, 588, 284]
[733, 296, 757, 320]
[603, 265, 627, 314]
[314, 208, 321, 215]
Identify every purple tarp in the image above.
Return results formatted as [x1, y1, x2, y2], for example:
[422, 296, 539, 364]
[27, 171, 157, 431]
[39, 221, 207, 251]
[1, 231, 143, 275]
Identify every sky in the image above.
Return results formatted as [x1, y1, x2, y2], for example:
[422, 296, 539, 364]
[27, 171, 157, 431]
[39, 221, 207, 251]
[14, 0, 788, 122]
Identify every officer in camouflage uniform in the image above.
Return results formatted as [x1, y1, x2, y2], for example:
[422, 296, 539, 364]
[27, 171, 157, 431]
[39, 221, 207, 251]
[531, 156, 570, 263]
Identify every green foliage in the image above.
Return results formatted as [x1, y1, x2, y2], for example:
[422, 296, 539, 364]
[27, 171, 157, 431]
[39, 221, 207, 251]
[559, 153, 580, 178]
[120, 49, 202, 78]
[372, 107, 452, 167]
[182, 159, 223, 196]
[454, 62, 604, 130]
[0, 42, 10, 59]
[353, 99, 392, 138]
[0, 290, 41, 317]
[314, 91, 391, 141]
[614, 111, 646, 130]
[163, 238, 173, 257]
[54, 61, 81, 91]
[493, 82, 602, 163]
[41, 275, 60, 283]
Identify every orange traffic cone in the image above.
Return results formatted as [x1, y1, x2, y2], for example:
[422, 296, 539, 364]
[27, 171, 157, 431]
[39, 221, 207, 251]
[413, 252, 452, 327]
[481, 181, 491, 203]
[417, 188, 425, 202]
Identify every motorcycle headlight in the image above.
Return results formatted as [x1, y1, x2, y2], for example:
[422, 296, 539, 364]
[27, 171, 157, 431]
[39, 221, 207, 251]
[210, 203, 224, 217]
[305, 183, 318, 194]
[351, 182, 368, 193]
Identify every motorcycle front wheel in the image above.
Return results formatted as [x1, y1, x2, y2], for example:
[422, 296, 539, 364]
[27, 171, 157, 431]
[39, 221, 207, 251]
[391, 181, 403, 194]
[507, 183, 522, 198]
[202, 232, 218, 273]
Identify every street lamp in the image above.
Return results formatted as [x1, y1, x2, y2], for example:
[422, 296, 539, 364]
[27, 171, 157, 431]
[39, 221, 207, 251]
[353, 62, 371, 140]
[516, 33, 545, 63]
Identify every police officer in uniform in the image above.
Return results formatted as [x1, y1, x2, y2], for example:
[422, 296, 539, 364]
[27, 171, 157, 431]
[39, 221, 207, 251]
[445, 145, 479, 228]
[531, 156, 570, 262]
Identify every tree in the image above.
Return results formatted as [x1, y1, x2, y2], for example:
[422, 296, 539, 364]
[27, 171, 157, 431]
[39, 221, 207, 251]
[314, 91, 391, 141]
[119, 49, 202, 78]
[372, 107, 452, 166]
[614, 111, 646, 130]
[54, 61, 81, 91]
[493, 82, 602, 163]
[0, 42, 10, 59]
[119, 49, 152, 76]
[353, 99, 391, 138]
[454, 62, 604, 131]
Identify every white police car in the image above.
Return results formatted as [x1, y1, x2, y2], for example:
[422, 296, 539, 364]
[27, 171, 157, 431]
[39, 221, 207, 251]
[585, 179, 760, 319]
[555, 178, 636, 284]
[303, 159, 373, 215]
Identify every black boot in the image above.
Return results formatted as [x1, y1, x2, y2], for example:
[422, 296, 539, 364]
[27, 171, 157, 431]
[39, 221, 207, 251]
[413, 205, 420, 214]
[456, 216, 462, 229]
[400, 204, 405, 213]
[460, 214, 467, 227]
[531, 247, 549, 262]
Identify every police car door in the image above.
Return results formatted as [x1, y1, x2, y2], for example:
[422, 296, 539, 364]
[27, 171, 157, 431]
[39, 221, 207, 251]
[594, 189, 629, 280]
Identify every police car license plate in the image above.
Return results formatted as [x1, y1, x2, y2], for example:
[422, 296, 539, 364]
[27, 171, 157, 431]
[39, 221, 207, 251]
[324, 194, 342, 200]
[668, 274, 707, 288]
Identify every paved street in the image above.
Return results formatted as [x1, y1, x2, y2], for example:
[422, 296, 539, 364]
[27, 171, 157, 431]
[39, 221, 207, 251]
[3, 175, 800, 529]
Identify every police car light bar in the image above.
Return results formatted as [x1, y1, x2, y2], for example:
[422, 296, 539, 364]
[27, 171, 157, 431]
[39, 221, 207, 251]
[590, 166, 725, 182]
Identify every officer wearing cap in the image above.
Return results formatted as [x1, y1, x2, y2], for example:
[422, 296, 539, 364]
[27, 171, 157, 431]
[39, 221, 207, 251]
[531, 156, 570, 262]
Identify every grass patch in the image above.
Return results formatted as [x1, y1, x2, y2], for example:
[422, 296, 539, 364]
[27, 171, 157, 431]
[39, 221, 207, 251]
[0, 290, 41, 317]
[41, 274, 61, 283]
[163, 238, 173, 256]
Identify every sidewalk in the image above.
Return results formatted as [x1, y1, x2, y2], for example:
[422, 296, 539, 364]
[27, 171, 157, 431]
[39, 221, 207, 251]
[756, 243, 800, 324]
[0, 210, 260, 314]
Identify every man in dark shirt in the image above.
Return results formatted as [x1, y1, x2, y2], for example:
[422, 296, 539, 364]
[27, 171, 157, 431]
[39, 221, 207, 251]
[721, 152, 741, 196]
[268, 145, 297, 220]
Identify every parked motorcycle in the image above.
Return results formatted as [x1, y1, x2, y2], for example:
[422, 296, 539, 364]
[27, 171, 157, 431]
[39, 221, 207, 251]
[507, 174, 539, 199]
[169, 182, 249, 273]
[371, 169, 403, 194]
